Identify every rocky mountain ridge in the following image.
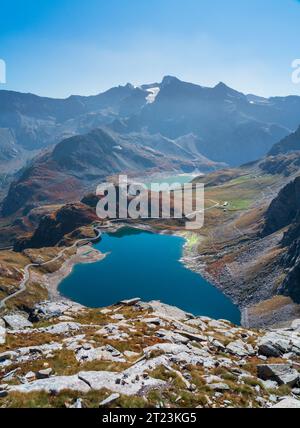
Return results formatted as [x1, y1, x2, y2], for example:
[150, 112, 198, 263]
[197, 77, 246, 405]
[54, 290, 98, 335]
[1, 128, 209, 217]
[261, 176, 300, 304]
[269, 125, 300, 156]
[1, 76, 300, 175]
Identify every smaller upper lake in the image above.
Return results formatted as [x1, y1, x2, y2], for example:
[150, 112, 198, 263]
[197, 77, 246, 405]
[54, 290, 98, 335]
[143, 174, 197, 187]
[59, 228, 241, 324]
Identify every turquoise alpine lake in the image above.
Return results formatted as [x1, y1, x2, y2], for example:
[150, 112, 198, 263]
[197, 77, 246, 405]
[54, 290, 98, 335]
[59, 228, 241, 324]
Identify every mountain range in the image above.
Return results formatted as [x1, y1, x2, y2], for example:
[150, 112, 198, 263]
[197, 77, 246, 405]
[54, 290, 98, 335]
[1, 75, 300, 217]
[2, 75, 300, 173]
[2, 128, 218, 216]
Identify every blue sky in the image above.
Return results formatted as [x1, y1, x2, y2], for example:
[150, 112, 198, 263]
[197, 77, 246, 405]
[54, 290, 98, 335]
[0, 0, 300, 98]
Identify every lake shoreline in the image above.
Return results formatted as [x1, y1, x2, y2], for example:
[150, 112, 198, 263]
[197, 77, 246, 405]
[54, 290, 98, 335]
[39, 223, 241, 325]
[180, 233, 247, 326]
[50, 224, 240, 324]
[41, 244, 106, 302]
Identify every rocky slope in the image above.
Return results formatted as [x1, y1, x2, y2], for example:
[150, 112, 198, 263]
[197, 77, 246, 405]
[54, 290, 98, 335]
[13, 203, 98, 251]
[269, 125, 300, 156]
[261, 176, 300, 304]
[0, 299, 300, 408]
[262, 176, 300, 236]
[259, 152, 300, 177]
[188, 153, 300, 327]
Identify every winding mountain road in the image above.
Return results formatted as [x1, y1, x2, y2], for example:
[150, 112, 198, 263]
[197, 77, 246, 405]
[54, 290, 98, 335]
[0, 225, 102, 310]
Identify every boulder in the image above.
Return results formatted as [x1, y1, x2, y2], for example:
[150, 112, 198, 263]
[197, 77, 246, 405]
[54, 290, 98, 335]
[100, 309, 112, 315]
[186, 318, 207, 331]
[0, 351, 18, 363]
[257, 364, 300, 387]
[208, 320, 231, 330]
[3, 314, 33, 330]
[291, 319, 300, 331]
[226, 340, 254, 357]
[24, 371, 36, 382]
[258, 331, 300, 357]
[41, 322, 82, 335]
[272, 398, 300, 408]
[111, 314, 125, 321]
[10, 375, 91, 394]
[258, 332, 290, 357]
[141, 301, 193, 321]
[174, 330, 207, 343]
[204, 375, 223, 384]
[33, 301, 84, 321]
[261, 380, 278, 390]
[208, 383, 230, 391]
[36, 368, 53, 379]
[144, 318, 164, 326]
[124, 351, 140, 359]
[76, 345, 126, 363]
[156, 329, 190, 344]
[78, 371, 166, 396]
[119, 298, 141, 306]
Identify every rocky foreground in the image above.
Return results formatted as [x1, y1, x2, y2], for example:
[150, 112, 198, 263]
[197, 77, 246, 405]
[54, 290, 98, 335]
[1, 299, 300, 408]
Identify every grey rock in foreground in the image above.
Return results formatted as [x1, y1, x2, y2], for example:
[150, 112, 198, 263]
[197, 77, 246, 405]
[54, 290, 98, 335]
[10, 376, 91, 394]
[257, 364, 300, 387]
[258, 330, 300, 357]
[140, 300, 194, 321]
[10, 370, 166, 396]
[33, 301, 84, 320]
[3, 314, 33, 330]
[119, 298, 141, 306]
[272, 398, 300, 408]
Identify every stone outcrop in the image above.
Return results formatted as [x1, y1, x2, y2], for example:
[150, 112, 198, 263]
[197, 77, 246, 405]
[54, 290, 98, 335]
[257, 364, 300, 387]
[14, 203, 98, 251]
[272, 398, 300, 408]
[258, 329, 300, 357]
[3, 314, 33, 330]
[1, 300, 300, 408]
[262, 176, 300, 237]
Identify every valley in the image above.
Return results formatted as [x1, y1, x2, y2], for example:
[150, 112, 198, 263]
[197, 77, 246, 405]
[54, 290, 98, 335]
[1, 157, 299, 330]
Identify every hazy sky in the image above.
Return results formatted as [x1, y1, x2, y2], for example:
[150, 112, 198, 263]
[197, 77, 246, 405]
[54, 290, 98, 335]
[1, 0, 300, 98]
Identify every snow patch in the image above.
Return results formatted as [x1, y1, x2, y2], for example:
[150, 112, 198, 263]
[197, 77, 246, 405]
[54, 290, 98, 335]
[146, 87, 160, 104]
